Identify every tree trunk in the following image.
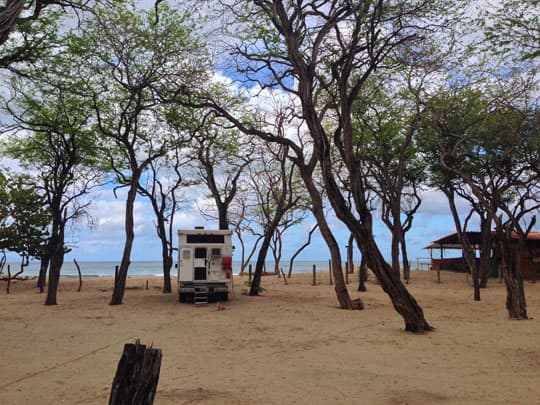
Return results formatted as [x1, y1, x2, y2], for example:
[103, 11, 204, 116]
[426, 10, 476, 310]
[37, 254, 49, 293]
[465, 249, 481, 301]
[217, 205, 229, 230]
[355, 230, 432, 332]
[390, 229, 401, 277]
[499, 236, 528, 319]
[111, 181, 139, 305]
[445, 188, 481, 301]
[321, 163, 431, 329]
[249, 231, 273, 296]
[157, 217, 172, 294]
[271, 232, 282, 274]
[479, 217, 492, 288]
[400, 236, 411, 283]
[162, 255, 172, 294]
[301, 173, 352, 309]
[358, 254, 367, 292]
[109, 341, 162, 405]
[45, 221, 65, 306]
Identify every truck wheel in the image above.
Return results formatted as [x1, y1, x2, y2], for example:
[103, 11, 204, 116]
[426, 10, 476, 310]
[179, 292, 186, 302]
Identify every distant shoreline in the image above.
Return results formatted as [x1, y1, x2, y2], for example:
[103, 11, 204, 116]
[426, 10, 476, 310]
[1, 260, 332, 278]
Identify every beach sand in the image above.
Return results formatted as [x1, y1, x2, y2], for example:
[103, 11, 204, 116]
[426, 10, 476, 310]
[1, 270, 539, 404]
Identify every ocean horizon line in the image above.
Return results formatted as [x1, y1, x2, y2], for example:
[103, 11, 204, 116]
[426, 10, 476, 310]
[2, 259, 336, 278]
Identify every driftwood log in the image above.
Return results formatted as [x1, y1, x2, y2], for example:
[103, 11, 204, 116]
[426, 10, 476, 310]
[109, 341, 162, 405]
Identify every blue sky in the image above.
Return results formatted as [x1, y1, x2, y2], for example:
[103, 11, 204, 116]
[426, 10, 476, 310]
[39, 185, 466, 266]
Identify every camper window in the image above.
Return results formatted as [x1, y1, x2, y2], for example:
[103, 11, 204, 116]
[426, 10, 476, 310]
[182, 250, 191, 260]
[194, 247, 206, 259]
[211, 248, 221, 257]
[187, 234, 225, 243]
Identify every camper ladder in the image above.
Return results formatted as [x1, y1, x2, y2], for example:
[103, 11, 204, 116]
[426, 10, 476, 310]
[194, 285, 209, 305]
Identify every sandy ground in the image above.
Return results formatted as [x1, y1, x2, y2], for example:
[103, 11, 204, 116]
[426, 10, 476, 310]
[1, 270, 539, 405]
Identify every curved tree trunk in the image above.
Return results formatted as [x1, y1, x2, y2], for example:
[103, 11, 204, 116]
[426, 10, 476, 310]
[321, 158, 431, 330]
[111, 181, 139, 305]
[249, 230, 274, 296]
[358, 232, 432, 332]
[301, 173, 352, 309]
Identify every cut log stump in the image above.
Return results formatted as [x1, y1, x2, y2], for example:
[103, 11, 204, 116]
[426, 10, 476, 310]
[109, 340, 162, 405]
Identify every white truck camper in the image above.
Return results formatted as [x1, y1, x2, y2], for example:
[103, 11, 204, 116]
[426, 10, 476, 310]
[177, 228, 233, 304]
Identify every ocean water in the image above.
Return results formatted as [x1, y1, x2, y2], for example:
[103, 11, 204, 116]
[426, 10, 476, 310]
[2, 260, 335, 278]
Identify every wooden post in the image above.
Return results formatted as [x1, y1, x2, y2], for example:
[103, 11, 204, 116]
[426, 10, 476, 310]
[347, 234, 354, 273]
[345, 262, 349, 284]
[328, 259, 332, 285]
[312, 264, 316, 286]
[438, 245, 443, 284]
[6, 264, 11, 294]
[248, 264, 252, 284]
[109, 340, 162, 405]
[115, 265, 119, 281]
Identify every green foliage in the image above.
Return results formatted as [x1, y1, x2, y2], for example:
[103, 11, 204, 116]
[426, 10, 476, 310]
[419, 84, 540, 209]
[480, 0, 540, 61]
[4, 79, 104, 172]
[0, 6, 64, 70]
[62, 0, 209, 180]
[0, 171, 49, 262]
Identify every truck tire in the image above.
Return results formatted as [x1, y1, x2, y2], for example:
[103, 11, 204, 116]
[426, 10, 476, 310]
[179, 292, 186, 302]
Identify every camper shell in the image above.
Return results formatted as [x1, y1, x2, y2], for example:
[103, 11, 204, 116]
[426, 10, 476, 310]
[177, 228, 233, 303]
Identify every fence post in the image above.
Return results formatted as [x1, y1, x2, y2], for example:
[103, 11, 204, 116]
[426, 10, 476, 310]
[328, 259, 332, 285]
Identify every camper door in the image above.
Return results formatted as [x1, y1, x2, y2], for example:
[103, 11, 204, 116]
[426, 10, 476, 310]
[193, 247, 208, 280]
[179, 248, 194, 281]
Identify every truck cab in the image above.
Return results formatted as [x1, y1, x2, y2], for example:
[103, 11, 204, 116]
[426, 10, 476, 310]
[177, 228, 233, 303]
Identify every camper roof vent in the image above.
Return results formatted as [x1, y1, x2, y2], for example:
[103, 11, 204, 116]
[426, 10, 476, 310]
[194, 226, 204, 229]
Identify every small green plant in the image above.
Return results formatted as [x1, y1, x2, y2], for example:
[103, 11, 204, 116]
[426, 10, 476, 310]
[243, 281, 267, 294]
